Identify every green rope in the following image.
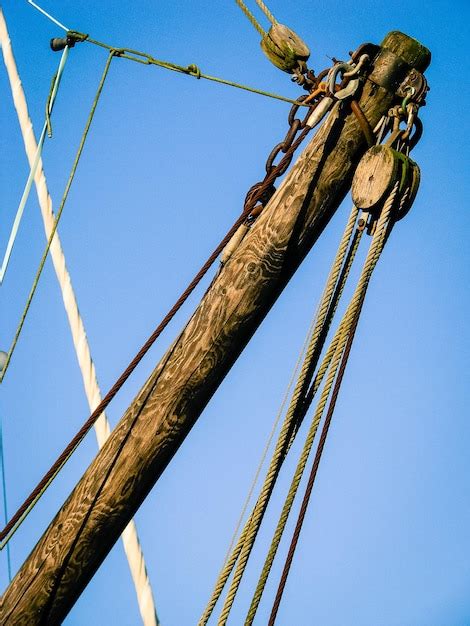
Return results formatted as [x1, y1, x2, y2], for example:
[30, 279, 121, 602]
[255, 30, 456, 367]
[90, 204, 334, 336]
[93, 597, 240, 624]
[67, 31, 308, 108]
[0, 51, 116, 385]
[45, 71, 57, 138]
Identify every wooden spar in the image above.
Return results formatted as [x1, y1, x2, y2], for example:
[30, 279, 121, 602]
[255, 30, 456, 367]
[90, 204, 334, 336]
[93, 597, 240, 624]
[1, 31, 430, 625]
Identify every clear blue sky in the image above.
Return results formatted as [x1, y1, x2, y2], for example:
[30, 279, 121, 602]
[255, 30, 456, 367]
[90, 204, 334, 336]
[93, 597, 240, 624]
[1, 1, 469, 624]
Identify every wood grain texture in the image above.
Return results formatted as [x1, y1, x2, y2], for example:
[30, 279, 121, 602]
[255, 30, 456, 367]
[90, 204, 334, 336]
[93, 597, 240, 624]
[352, 146, 398, 210]
[1, 31, 430, 625]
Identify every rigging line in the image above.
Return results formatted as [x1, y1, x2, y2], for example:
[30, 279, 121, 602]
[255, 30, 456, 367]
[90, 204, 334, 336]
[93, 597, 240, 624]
[234, 0, 278, 37]
[0, 50, 115, 387]
[0, 57, 315, 548]
[245, 186, 400, 625]
[0, 12, 159, 624]
[210, 184, 397, 623]
[73, 33, 309, 107]
[235, 0, 266, 37]
[198, 204, 360, 626]
[0, 165, 266, 549]
[217, 221, 365, 626]
[27, 0, 69, 31]
[0, 45, 69, 285]
[0, 419, 12, 581]
[222, 312, 317, 568]
[221, 209, 361, 569]
[268, 302, 363, 626]
[27, 2, 308, 106]
[28, 8, 309, 109]
[254, 0, 278, 25]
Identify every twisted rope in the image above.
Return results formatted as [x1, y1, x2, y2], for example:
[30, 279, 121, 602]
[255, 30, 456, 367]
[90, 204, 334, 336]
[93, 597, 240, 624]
[198, 204, 360, 625]
[234, 0, 278, 37]
[200, 179, 399, 624]
[0, 13, 159, 623]
[0, 50, 115, 386]
[235, 0, 266, 36]
[247, 185, 399, 624]
[266, 183, 403, 626]
[255, 0, 278, 25]
[0, 46, 69, 285]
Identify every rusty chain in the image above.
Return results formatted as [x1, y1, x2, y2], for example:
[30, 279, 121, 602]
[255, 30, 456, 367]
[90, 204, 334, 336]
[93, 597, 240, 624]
[242, 81, 328, 221]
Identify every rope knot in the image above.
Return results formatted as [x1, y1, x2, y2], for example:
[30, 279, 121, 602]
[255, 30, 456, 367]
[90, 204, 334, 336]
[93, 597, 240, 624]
[67, 30, 89, 43]
[187, 63, 201, 79]
[110, 47, 125, 58]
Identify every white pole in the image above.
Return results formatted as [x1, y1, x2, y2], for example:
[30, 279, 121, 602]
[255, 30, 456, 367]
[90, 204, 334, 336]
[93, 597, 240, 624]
[0, 11, 159, 625]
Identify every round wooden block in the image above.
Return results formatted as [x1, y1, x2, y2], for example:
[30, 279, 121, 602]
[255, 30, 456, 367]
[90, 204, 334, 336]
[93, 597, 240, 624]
[352, 145, 399, 210]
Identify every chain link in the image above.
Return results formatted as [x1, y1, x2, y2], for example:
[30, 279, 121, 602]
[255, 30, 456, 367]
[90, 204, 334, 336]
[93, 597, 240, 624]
[242, 87, 327, 220]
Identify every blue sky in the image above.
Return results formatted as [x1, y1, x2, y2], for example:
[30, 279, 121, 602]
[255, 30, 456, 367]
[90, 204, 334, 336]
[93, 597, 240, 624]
[1, 1, 469, 624]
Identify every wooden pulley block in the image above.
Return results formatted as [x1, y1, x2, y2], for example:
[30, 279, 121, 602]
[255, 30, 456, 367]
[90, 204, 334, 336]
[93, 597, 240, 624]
[395, 159, 420, 221]
[351, 145, 400, 211]
[260, 23, 310, 74]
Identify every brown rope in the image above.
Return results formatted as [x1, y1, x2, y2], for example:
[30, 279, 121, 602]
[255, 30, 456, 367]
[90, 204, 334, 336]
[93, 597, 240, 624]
[0, 206, 251, 545]
[268, 300, 363, 625]
[0, 112, 313, 546]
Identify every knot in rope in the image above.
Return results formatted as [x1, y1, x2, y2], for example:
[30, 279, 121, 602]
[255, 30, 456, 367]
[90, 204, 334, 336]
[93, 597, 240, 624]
[67, 30, 89, 43]
[187, 63, 201, 79]
[110, 47, 125, 58]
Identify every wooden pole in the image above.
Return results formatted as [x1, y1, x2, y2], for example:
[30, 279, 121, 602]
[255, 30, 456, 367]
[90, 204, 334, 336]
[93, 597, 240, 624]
[1, 32, 430, 625]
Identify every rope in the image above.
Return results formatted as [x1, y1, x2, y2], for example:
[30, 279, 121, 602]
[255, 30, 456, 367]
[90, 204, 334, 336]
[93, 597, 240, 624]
[255, 0, 278, 25]
[201, 208, 360, 626]
[234, 0, 278, 37]
[200, 178, 399, 624]
[0, 419, 12, 582]
[28, 3, 301, 110]
[246, 185, 399, 624]
[0, 12, 159, 624]
[0, 51, 115, 386]
[27, 0, 69, 32]
[222, 307, 319, 567]
[0, 27, 315, 546]
[268, 304, 362, 625]
[235, 0, 266, 37]
[198, 204, 360, 625]
[28, 2, 306, 108]
[218, 216, 363, 626]
[0, 46, 69, 285]
[66, 32, 307, 107]
[0, 149, 266, 548]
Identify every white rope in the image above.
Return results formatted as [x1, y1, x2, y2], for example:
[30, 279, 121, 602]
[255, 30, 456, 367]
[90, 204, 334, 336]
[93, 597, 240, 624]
[0, 44, 68, 285]
[0, 12, 159, 625]
[27, 0, 69, 31]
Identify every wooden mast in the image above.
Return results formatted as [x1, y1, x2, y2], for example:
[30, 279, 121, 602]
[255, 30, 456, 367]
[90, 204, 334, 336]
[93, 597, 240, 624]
[1, 31, 430, 625]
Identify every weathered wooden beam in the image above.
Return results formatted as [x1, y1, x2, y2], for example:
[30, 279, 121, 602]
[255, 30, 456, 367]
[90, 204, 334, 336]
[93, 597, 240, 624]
[1, 31, 430, 625]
